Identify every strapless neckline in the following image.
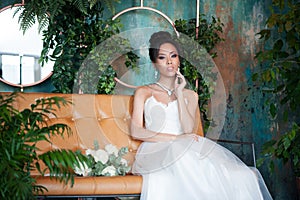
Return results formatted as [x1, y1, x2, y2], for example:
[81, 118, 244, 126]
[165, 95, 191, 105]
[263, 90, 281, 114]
[145, 96, 177, 108]
[144, 95, 182, 134]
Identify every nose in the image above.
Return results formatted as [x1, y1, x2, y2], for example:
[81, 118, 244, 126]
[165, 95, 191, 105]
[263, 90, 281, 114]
[167, 57, 172, 64]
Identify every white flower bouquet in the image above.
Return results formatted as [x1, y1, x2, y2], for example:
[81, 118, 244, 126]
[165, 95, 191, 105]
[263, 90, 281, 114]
[74, 142, 131, 177]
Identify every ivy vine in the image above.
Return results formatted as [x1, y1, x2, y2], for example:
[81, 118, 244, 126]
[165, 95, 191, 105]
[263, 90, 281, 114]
[174, 14, 224, 128]
[253, 0, 300, 176]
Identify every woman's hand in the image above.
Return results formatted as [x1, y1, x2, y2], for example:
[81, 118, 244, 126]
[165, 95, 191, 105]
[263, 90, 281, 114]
[176, 133, 199, 142]
[174, 70, 186, 96]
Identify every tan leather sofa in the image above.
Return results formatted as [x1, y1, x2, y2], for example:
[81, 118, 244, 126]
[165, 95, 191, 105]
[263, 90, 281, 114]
[12, 92, 204, 198]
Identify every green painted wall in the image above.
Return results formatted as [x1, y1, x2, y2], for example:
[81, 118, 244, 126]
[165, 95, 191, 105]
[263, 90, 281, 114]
[0, 0, 297, 199]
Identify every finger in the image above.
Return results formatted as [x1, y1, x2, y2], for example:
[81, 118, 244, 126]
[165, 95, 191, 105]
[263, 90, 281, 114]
[176, 71, 186, 82]
[175, 75, 179, 84]
[177, 75, 186, 85]
[175, 72, 184, 82]
[175, 70, 182, 77]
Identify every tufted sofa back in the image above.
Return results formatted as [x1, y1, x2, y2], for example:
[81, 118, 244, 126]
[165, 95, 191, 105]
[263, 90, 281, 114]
[11, 92, 203, 173]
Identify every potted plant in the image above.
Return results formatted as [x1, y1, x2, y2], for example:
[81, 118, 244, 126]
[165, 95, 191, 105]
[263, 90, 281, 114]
[0, 92, 88, 199]
[253, 0, 300, 183]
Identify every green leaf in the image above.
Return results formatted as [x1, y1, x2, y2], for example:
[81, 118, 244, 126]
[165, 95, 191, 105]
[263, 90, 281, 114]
[270, 103, 277, 118]
[273, 39, 284, 51]
[282, 137, 291, 150]
[256, 157, 265, 167]
[252, 73, 258, 81]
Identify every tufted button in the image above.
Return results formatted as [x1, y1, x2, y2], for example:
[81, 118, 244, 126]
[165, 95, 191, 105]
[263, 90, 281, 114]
[71, 118, 75, 121]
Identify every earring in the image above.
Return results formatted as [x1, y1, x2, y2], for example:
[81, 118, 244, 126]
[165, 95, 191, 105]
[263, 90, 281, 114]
[154, 70, 158, 79]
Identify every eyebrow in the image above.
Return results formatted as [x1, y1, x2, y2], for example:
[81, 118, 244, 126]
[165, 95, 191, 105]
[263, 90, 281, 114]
[158, 50, 177, 55]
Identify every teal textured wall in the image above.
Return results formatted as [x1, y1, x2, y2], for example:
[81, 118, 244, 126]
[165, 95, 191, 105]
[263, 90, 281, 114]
[0, 0, 21, 9]
[199, 1, 296, 199]
[0, 0, 297, 199]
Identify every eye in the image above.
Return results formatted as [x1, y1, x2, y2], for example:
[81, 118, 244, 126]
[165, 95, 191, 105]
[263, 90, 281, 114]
[171, 54, 178, 58]
[158, 56, 165, 60]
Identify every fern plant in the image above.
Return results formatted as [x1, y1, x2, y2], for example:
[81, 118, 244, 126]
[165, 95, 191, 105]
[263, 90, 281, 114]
[0, 92, 89, 199]
[15, 0, 120, 33]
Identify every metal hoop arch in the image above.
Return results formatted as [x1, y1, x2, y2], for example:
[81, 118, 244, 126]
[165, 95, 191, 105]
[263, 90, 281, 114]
[112, 0, 180, 37]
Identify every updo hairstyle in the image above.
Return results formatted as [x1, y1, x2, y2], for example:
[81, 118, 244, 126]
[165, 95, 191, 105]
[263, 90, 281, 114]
[149, 31, 182, 63]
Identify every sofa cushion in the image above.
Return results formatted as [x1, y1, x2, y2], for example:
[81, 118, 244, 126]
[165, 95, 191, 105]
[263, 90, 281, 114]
[35, 175, 142, 196]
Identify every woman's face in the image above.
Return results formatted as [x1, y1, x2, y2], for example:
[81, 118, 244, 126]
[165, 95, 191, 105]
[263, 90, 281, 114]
[154, 43, 180, 78]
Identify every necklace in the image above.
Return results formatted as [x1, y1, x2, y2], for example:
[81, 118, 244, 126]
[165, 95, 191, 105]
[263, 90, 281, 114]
[155, 82, 174, 96]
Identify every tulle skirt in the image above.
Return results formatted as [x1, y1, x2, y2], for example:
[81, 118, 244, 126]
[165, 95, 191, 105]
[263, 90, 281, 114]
[132, 136, 273, 200]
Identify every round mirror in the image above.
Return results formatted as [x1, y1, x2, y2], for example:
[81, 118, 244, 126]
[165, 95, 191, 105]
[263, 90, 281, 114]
[0, 5, 53, 87]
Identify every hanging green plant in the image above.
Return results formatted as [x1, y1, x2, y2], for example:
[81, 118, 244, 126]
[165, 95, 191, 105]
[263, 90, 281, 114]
[15, 0, 120, 33]
[16, 0, 138, 94]
[74, 32, 139, 94]
[41, 2, 138, 93]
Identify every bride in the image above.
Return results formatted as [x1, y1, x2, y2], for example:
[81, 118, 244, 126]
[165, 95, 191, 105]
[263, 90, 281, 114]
[130, 31, 273, 200]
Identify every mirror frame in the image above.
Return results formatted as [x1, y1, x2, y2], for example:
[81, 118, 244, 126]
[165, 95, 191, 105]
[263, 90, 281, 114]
[0, 2, 53, 88]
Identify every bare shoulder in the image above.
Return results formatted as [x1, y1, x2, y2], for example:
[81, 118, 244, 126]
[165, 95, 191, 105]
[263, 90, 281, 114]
[133, 85, 153, 101]
[134, 85, 151, 96]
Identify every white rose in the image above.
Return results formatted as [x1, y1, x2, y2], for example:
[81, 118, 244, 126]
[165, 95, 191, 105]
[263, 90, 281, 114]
[120, 158, 128, 166]
[93, 149, 109, 164]
[101, 165, 117, 176]
[105, 144, 119, 157]
[85, 149, 96, 156]
[74, 162, 91, 176]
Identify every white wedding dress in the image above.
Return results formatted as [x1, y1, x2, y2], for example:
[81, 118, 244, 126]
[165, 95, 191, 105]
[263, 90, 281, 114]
[132, 96, 273, 200]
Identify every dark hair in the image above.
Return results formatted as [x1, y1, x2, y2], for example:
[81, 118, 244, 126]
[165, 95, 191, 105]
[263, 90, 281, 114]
[149, 31, 181, 63]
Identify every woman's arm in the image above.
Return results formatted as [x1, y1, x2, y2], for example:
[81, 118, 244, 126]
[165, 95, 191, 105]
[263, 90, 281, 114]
[175, 72, 199, 134]
[130, 87, 177, 142]
[177, 90, 198, 133]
